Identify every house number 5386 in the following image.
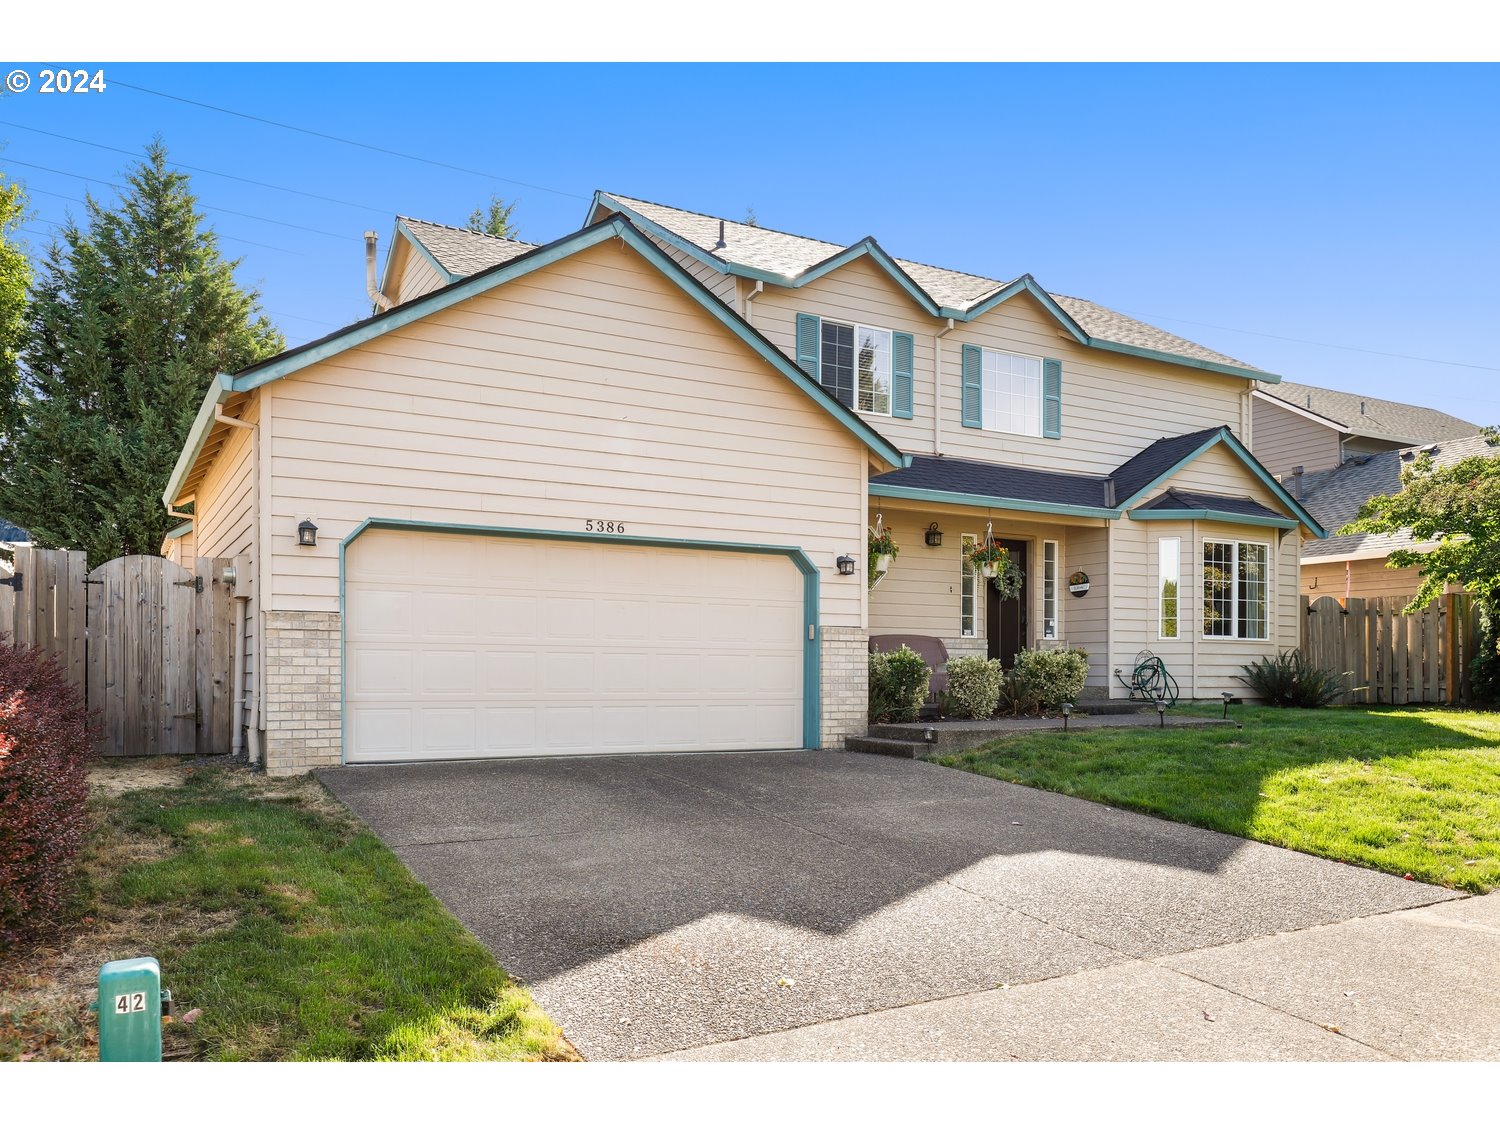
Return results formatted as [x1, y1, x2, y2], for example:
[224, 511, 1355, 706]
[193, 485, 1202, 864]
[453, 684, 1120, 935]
[585, 519, 626, 534]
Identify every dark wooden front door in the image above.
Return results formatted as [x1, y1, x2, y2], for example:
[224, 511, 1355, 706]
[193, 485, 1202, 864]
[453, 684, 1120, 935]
[986, 539, 1029, 668]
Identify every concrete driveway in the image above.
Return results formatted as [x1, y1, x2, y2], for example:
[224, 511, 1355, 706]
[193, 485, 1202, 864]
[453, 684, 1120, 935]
[318, 751, 1488, 1061]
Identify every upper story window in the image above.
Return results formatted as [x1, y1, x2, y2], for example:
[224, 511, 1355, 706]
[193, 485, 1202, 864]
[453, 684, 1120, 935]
[821, 321, 892, 416]
[981, 349, 1043, 436]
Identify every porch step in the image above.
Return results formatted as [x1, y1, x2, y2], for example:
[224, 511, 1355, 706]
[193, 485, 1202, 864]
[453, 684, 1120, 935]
[845, 735, 931, 759]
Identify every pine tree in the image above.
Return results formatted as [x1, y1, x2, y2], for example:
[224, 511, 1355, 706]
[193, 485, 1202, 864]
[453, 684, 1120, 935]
[466, 195, 519, 239]
[0, 170, 29, 438]
[0, 142, 283, 566]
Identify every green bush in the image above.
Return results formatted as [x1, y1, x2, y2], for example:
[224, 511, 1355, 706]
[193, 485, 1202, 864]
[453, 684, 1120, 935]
[946, 655, 1003, 720]
[1473, 595, 1500, 708]
[1004, 649, 1089, 715]
[1238, 649, 1346, 707]
[868, 646, 931, 724]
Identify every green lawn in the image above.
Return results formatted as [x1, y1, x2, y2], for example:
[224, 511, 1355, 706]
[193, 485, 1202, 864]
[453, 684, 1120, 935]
[939, 706, 1500, 893]
[1, 764, 576, 1062]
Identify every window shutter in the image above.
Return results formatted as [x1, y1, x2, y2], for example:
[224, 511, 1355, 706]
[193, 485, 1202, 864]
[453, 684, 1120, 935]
[796, 313, 821, 381]
[892, 331, 914, 419]
[961, 344, 982, 428]
[1042, 357, 1063, 439]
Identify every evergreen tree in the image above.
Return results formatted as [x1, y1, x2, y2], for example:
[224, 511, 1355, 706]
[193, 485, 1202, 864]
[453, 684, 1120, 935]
[0, 142, 282, 566]
[466, 195, 519, 239]
[0, 170, 29, 437]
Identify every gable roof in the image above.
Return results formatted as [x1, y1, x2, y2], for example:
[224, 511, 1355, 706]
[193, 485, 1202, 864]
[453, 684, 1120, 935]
[1257, 381, 1481, 446]
[1299, 433, 1497, 561]
[394, 217, 538, 280]
[587, 191, 1273, 381]
[869, 426, 1326, 535]
[164, 215, 908, 506]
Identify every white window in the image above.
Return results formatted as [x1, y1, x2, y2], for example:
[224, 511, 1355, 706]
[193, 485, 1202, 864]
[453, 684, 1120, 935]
[1041, 540, 1059, 640]
[981, 349, 1042, 436]
[1203, 539, 1269, 640]
[821, 321, 892, 416]
[1159, 537, 1180, 639]
[960, 533, 977, 637]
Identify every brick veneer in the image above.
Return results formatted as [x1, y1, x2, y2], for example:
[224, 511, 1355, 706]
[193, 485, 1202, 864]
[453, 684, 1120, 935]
[262, 610, 342, 775]
[819, 625, 868, 749]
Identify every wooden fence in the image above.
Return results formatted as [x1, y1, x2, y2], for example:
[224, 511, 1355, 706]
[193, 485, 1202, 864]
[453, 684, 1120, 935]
[3, 546, 235, 756]
[1301, 593, 1484, 705]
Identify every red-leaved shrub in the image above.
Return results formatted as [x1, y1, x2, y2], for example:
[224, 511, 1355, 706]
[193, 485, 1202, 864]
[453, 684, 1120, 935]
[0, 638, 94, 948]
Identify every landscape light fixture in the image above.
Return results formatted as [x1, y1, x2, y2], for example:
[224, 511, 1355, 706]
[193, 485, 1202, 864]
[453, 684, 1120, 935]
[923, 727, 937, 745]
[297, 519, 318, 548]
[1061, 702, 1073, 732]
[1221, 691, 1235, 720]
[1156, 700, 1167, 727]
[924, 522, 944, 547]
[836, 554, 856, 576]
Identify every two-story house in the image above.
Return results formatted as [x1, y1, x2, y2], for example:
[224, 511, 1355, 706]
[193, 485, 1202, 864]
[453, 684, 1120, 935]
[163, 194, 1324, 774]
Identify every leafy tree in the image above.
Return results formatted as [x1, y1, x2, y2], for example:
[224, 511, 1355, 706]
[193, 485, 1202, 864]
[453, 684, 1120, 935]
[1340, 428, 1500, 610]
[467, 195, 519, 239]
[0, 170, 29, 437]
[743, 207, 759, 228]
[0, 142, 282, 566]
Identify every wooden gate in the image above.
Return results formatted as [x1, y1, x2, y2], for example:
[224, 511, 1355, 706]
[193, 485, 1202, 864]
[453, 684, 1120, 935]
[4, 547, 235, 757]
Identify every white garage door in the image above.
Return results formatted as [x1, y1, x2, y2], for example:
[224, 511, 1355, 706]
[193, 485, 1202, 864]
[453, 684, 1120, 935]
[344, 529, 806, 762]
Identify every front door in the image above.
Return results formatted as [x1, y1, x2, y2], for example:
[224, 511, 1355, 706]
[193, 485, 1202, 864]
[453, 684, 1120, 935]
[986, 539, 1028, 668]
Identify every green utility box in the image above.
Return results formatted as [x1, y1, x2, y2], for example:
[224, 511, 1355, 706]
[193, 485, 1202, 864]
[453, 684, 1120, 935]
[97, 957, 171, 1062]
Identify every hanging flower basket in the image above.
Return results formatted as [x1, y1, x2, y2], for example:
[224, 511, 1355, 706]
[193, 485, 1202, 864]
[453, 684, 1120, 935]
[965, 540, 1024, 599]
[868, 525, 899, 589]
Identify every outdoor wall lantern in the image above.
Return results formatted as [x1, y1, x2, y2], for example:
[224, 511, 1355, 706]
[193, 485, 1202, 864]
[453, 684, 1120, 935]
[297, 519, 319, 548]
[836, 554, 857, 576]
[924, 522, 944, 547]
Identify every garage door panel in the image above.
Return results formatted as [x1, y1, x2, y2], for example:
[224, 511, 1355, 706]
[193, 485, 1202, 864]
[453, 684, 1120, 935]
[346, 530, 805, 762]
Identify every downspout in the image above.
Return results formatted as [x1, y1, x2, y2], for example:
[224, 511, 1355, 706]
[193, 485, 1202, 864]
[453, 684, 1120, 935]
[227, 556, 250, 759]
[741, 279, 763, 327]
[365, 231, 393, 312]
[934, 319, 955, 455]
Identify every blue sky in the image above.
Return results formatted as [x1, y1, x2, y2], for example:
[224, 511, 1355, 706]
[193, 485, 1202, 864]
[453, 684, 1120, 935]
[2, 63, 1497, 421]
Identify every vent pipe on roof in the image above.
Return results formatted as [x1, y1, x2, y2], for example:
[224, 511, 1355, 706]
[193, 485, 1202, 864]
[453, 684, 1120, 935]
[714, 220, 727, 250]
[1292, 465, 1304, 500]
[365, 231, 394, 312]
[1360, 400, 1366, 414]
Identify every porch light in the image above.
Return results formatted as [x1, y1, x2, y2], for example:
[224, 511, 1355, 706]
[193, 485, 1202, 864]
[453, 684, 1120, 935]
[924, 522, 943, 548]
[835, 554, 857, 576]
[1061, 702, 1073, 732]
[297, 519, 318, 548]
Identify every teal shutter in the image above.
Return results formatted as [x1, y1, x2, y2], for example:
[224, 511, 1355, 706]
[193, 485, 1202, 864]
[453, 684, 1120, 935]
[796, 313, 821, 381]
[1042, 357, 1062, 439]
[961, 344, 982, 428]
[892, 331, 914, 419]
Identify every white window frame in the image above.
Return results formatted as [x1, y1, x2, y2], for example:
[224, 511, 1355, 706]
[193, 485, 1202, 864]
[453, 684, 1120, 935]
[1158, 537, 1181, 640]
[821, 319, 894, 418]
[960, 533, 977, 637]
[979, 348, 1044, 437]
[1201, 538, 1271, 641]
[1041, 539, 1059, 640]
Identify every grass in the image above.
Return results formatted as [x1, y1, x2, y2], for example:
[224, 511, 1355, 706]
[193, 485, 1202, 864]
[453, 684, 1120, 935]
[1, 762, 577, 1062]
[939, 705, 1500, 893]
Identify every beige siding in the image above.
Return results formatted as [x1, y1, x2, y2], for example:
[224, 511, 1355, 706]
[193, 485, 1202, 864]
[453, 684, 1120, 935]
[1137, 441, 1284, 507]
[644, 233, 740, 308]
[265, 238, 870, 635]
[390, 238, 449, 305]
[1064, 525, 1110, 687]
[753, 265, 1254, 470]
[162, 527, 196, 570]
[1301, 556, 1429, 602]
[1251, 396, 1343, 477]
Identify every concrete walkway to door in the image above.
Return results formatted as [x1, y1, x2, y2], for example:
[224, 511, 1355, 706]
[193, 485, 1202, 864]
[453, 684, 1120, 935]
[318, 751, 1494, 1061]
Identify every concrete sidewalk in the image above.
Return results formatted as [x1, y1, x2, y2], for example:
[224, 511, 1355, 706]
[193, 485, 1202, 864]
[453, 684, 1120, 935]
[654, 893, 1500, 1061]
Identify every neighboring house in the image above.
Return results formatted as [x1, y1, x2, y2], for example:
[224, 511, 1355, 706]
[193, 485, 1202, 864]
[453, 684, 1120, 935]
[1298, 434, 1496, 602]
[1251, 380, 1480, 479]
[163, 195, 1324, 774]
[0, 518, 28, 546]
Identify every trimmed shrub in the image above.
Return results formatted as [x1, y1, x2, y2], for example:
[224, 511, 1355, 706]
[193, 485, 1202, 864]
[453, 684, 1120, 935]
[946, 655, 1003, 720]
[1473, 595, 1500, 708]
[0, 640, 93, 948]
[1004, 648, 1089, 715]
[868, 645, 931, 724]
[1239, 649, 1346, 708]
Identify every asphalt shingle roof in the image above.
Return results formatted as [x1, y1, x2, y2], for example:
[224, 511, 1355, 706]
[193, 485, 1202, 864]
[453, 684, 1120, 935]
[1109, 427, 1229, 505]
[1133, 488, 1289, 522]
[873, 455, 1114, 510]
[595, 193, 1263, 374]
[1299, 434, 1497, 560]
[0, 518, 26, 542]
[398, 217, 537, 278]
[1260, 380, 1481, 445]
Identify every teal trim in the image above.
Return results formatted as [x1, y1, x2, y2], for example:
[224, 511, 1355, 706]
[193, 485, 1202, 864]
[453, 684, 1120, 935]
[1042, 357, 1062, 439]
[868, 482, 1120, 521]
[164, 521, 194, 540]
[394, 217, 462, 285]
[789, 240, 941, 314]
[961, 344, 982, 427]
[1086, 338, 1280, 383]
[1128, 508, 1298, 530]
[949, 276, 1090, 345]
[338, 517, 827, 761]
[161, 373, 236, 507]
[218, 215, 903, 468]
[1114, 427, 1327, 538]
[891, 331, 914, 419]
